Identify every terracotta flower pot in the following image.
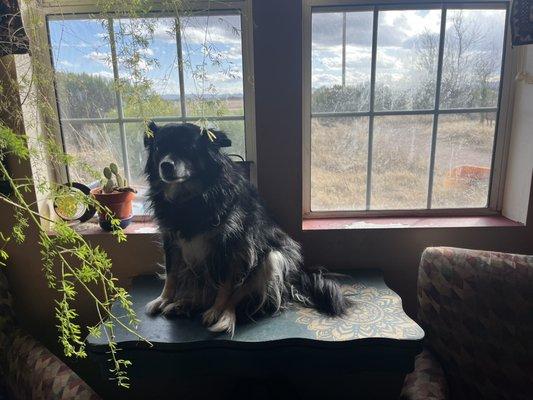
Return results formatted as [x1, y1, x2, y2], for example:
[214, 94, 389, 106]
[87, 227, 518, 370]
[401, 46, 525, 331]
[90, 188, 136, 231]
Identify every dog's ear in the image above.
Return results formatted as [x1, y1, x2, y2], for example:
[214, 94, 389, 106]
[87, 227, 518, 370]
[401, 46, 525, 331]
[213, 131, 232, 148]
[144, 121, 158, 148]
[201, 129, 232, 149]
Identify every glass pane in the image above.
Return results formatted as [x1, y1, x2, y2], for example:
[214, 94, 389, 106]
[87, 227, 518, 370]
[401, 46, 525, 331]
[440, 9, 506, 109]
[311, 11, 373, 113]
[48, 19, 117, 119]
[125, 123, 149, 190]
[209, 119, 246, 160]
[62, 122, 123, 185]
[375, 9, 441, 111]
[311, 117, 368, 211]
[432, 113, 495, 208]
[371, 115, 433, 209]
[124, 123, 150, 215]
[113, 18, 182, 118]
[180, 14, 244, 117]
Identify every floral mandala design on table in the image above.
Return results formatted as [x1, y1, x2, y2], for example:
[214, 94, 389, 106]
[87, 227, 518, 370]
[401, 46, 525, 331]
[295, 282, 424, 341]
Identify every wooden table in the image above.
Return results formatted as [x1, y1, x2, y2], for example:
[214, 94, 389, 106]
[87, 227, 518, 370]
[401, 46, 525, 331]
[87, 269, 424, 399]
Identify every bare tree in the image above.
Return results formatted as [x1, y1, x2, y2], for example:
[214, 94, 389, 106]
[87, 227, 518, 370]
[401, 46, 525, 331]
[414, 10, 499, 113]
[414, 29, 439, 75]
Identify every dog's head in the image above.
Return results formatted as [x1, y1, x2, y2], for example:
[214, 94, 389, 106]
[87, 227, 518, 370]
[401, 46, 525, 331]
[144, 122, 232, 195]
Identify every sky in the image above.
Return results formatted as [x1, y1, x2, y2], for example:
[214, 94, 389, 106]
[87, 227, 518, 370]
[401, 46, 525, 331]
[47, 8, 506, 103]
[48, 14, 244, 98]
[311, 8, 506, 92]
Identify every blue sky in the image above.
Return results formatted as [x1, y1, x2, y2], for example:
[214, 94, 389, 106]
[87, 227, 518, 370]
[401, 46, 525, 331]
[48, 14, 244, 97]
[47, 9, 505, 101]
[311, 8, 506, 90]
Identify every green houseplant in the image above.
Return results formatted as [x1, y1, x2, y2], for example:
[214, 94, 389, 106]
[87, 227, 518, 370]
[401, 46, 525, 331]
[91, 163, 137, 231]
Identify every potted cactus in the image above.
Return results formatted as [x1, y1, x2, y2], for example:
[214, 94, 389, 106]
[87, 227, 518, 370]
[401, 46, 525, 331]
[90, 163, 137, 231]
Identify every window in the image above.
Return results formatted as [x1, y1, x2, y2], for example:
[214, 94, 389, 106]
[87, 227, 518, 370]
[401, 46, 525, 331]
[303, 1, 510, 217]
[45, 3, 254, 214]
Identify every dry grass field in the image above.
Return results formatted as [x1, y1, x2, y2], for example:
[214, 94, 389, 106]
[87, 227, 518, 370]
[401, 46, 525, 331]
[311, 113, 495, 211]
[64, 98, 495, 214]
[64, 100, 246, 196]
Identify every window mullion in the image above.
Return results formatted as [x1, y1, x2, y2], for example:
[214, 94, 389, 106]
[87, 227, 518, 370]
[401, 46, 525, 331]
[366, 7, 379, 211]
[61, 115, 244, 124]
[426, 7, 447, 209]
[107, 18, 131, 184]
[175, 17, 187, 122]
[342, 12, 347, 88]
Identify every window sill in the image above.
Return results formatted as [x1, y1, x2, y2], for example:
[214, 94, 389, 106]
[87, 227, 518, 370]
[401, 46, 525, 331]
[302, 215, 524, 231]
[63, 218, 159, 236]
[58, 215, 524, 235]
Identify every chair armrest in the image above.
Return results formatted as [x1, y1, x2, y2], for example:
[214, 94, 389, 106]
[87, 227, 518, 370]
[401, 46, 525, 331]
[5, 329, 100, 400]
[416, 246, 533, 399]
[400, 348, 449, 400]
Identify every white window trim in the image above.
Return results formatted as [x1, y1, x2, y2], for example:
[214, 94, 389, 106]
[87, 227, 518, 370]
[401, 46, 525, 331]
[302, 0, 517, 219]
[27, 0, 256, 188]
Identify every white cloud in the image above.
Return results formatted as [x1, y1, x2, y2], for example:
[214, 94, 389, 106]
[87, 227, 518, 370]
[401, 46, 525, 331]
[319, 54, 342, 70]
[205, 70, 242, 83]
[313, 12, 373, 47]
[376, 48, 401, 69]
[128, 58, 153, 72]
[138, 48, 154, 56]
[85, 51, 111, 67]
[90, 71, 114, 79]
[58, 60, 75, 68]
[221, 45, 242, 61]
[312, 72, 341, 87]
[123, 16, 241, 46]
[181, 16, 241, 46]
[310, 8, 505, 91]
[183, 27, 233, 45]
[316, 46, 372, 70]
[377, 9, 441, 47]
[59, 42, 91, 49]
[152, 19, 176, 43]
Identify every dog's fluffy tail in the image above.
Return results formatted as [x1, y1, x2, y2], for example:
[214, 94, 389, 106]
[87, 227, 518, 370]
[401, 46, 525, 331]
[293, 270, 351, 316]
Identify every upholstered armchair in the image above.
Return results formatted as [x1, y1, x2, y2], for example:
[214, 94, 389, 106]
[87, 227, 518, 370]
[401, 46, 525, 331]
[401, 247, 533, 400]
[0, 272, 100, 400]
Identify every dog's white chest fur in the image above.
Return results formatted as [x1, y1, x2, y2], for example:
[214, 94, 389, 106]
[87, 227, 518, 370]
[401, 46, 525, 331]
[177, 234, 210, 267]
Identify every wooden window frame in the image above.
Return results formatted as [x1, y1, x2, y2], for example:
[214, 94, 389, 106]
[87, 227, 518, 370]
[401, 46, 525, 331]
[26, 0, 256, 206]
[302, 0, 516, 219]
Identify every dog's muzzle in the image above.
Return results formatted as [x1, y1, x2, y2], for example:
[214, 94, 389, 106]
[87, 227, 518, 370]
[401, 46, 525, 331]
[159, 156, 191, 183]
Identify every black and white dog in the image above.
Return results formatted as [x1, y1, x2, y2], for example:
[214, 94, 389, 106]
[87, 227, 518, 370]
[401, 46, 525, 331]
[144, 122, 350, 335]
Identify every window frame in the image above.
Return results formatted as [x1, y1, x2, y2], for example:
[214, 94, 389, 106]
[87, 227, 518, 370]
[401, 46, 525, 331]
[302, 0, 516, 219]
[32, 0, 256, 194]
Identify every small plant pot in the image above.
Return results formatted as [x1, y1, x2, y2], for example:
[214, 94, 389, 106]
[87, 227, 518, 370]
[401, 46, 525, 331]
[91, 188, 136, 231]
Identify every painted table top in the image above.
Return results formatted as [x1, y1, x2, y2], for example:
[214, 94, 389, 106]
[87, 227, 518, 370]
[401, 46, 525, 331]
[87, 269, 424, 353]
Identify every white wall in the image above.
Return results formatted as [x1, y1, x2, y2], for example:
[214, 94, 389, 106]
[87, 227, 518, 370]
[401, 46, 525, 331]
[503, 45, 533, 223]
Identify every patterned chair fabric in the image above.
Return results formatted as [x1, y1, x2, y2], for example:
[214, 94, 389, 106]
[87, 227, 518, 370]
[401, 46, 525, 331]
[0, 272, 100, 400]
[0, 272, 14, 398]
[400, 348, 448, 400]
[416, 247, 533, 400]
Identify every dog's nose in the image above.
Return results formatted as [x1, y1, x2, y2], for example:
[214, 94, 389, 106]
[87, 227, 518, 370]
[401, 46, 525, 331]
[159, 160, 176, 180]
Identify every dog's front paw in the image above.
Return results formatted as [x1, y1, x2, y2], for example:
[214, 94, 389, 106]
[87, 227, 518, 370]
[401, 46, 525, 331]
[208, 309, 236, 337]
[202, 307, 221, 326]
[145, 296, 171, 315]
[161, 300, 190, 317]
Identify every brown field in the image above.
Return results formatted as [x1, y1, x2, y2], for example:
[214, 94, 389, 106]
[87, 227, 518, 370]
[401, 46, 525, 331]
[311, 113, 495, 211]
[64, 100, 247, 193]
[63, 102, 495, 214]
